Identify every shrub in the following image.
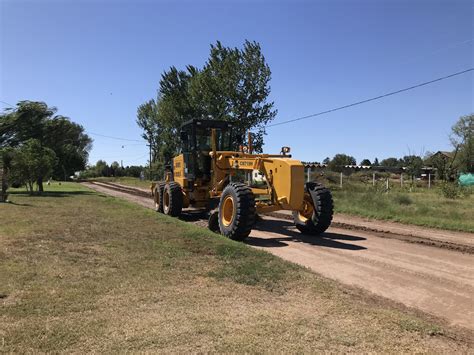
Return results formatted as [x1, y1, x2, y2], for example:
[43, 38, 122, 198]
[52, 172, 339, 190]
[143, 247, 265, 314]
[439, 182, 460, 199]
[393, 194, 413, 205]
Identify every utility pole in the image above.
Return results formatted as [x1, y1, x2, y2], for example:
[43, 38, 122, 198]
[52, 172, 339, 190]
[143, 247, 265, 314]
[148, 143, 152, 180]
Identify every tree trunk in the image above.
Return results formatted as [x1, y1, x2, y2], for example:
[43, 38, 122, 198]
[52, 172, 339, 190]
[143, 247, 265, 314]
[37, 177, 44, 193]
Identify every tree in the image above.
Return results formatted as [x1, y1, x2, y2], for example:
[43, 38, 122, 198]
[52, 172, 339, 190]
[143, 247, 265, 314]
[322, 157, 330, 165]
[44, 117, 92, 180]
[1, 101, 54, 148]
[451, 114, 473, 173]
[373, 157, 379, 166]
[401, 155, 423, 177]
[380, 157, 401, 168]
[12, 139, 56, 193]
[137, 40, 277, 162]
[189, 41, 277, 151]
[360, 159, 371, 166]
[425, 151, 451, 180]
[0, 147, 15, 199]
[327, 154, 356, 172]
[95, 160, 110, 177]
[110, 161, 121, 176]
[1, 101, 92, 190]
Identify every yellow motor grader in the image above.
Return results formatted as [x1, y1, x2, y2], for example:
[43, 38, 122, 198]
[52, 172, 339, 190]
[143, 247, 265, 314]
[152, 119, 333, 241]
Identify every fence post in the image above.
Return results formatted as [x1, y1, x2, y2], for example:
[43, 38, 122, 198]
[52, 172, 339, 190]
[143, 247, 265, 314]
[386, 178, 389, 191]
[428, 173, 431, 189]
[400, 173, 403, 187]
[372, 172, 375, 186]
[307, 168, 310, 183]
[340, 172, 343, 188]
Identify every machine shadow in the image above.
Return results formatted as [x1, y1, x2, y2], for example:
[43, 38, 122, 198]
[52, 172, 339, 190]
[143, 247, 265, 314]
[247, 218, 367, 251]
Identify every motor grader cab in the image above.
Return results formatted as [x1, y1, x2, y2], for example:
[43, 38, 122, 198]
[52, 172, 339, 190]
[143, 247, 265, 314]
[153, 119, 333, 241]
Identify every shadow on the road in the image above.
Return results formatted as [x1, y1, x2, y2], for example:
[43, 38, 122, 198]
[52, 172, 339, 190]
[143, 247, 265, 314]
[247, 218, 367, 251]
[179, 210, 208, 222]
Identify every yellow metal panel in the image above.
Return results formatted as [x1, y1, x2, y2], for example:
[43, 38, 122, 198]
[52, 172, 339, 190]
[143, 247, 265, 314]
[172, 154, 186, 188]
[262, 158, 304, 210]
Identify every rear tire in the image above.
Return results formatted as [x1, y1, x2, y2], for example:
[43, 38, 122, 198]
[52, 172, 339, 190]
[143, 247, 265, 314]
[163, 182, 183, 217]
[208, 210, 220, 233]
[293, 182, 333, 235]
[154, 182, 165, 213]
[218, 183, 256, 241]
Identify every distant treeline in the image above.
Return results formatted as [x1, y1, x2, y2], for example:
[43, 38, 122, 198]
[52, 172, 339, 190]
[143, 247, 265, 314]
[79, 160, 145, 179]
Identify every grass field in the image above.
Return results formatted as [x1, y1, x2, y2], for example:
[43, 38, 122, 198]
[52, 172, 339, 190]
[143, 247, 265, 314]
[0, 183, 471, 352]
[327, 182, 474, 232]
[92, 176, 474, 232]
[92, 176, 151, 189]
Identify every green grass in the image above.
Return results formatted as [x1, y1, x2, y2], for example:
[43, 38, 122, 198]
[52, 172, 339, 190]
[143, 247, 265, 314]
[93, 175, 474, 232]
[92, 176, 152, 189]
[1, 183, 470, 352]
[328, 182, 474, 232]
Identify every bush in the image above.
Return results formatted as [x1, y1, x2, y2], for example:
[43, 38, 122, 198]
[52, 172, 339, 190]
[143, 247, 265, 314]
[393, 194, 413, 205]
[439, 182, 460, 199]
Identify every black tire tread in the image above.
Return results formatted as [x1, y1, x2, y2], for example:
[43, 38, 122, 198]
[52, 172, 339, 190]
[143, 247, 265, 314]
[164, 182, 183, 217]
[218, 182, 256, 241]
[154, 182, 165, 213]
[294, 182, 333, 235]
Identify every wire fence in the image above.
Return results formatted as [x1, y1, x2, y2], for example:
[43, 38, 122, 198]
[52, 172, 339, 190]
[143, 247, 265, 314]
[306, 168, 436, 193]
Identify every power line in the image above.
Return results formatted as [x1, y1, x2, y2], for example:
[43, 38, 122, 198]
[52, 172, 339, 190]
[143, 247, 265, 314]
[87, 131, 146, 143]
[0, 100, 15, 107]
[127, 153, 149, 163]
[264, 68, 474, 128]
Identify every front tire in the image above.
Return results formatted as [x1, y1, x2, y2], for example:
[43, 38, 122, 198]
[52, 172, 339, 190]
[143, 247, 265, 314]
[218, 183, 256, 241]
[154, 182, 165, 213]
[293, 182, 333, 235]
[163, 182, 183, 217]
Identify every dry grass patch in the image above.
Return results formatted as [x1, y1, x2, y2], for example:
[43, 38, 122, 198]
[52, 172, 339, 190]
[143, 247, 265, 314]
[0, 183, 471, 352]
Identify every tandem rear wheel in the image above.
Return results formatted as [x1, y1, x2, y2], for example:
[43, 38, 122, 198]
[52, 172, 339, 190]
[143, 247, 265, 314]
[155, 182, 183, 217]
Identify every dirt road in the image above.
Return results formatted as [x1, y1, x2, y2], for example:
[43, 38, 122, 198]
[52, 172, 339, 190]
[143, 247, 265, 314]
[83, 182, 474, 330]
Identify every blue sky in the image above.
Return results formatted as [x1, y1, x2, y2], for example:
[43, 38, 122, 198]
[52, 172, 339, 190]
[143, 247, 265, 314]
[1, 0, 472, 166]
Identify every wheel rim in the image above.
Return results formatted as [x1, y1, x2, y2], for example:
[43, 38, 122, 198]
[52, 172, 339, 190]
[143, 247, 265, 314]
[163, 189, 170, 211]
[221, 195, 235, 227]
[298, 194, 314, 222]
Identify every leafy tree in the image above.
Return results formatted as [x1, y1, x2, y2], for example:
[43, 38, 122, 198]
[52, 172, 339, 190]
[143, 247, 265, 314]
[424, 151, 451, 180]
[0, 147, 16, 199]
[322, 157, 330, 165]
[380, 157, 401, 168]
[327, 154, 356, 172]
[0, 101, 54, 148]
[137, 40, 277, 162]
[110, 161, 121, 176]
[360, 159, 371, 166]
[189, 40, 276, 151]
[12, 139, 56, 193]
[451, 114, 473, 173]
[401, 155, 423, 177]
[373, 157, 380, 166]
[44, 117, 92, 180]
[1, 101, 91, 190]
